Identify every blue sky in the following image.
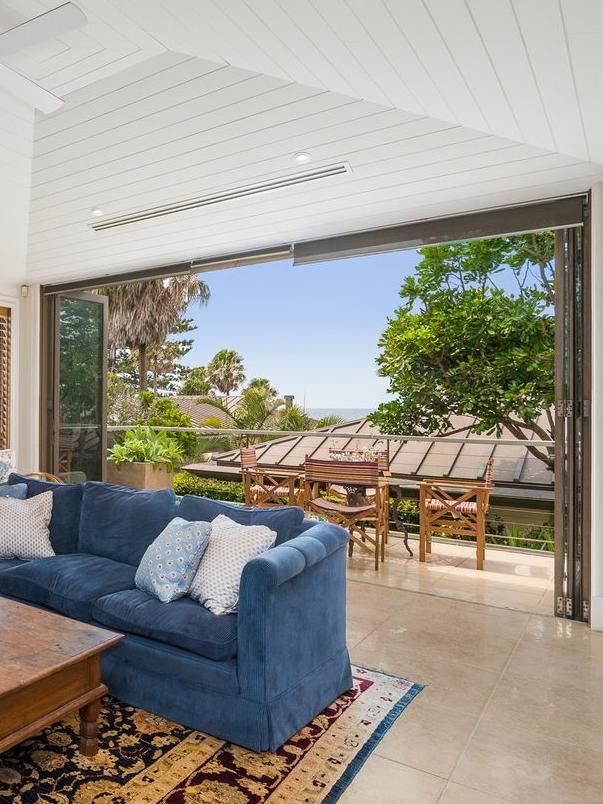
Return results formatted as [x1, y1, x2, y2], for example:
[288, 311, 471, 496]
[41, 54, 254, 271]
[182, 250, 423, 410]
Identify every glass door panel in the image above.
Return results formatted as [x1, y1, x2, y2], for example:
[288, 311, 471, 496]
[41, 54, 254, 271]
[53, 292, 107, 482]
[555, 226, 591, 621]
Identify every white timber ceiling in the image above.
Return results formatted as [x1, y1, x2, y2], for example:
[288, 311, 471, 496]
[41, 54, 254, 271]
[1, 0, 603, 283]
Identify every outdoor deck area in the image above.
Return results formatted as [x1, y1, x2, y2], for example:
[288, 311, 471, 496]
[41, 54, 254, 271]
[349, 536, 554, 615]
[344, 540, 601, 804]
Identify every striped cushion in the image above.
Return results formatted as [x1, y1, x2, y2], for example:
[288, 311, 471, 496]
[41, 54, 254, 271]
[251, 484, 290, 496]
[426, 499, 478, 514]
[310, 497, 374, 516]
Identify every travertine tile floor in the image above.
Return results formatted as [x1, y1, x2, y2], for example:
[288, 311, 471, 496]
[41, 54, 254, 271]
[341, 538, 603, 803]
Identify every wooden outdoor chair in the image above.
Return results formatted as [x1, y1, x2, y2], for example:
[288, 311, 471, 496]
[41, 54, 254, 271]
[328, 447, 392, 544]
[240, 446, 303, 507]
[24, 472, 64, 483]
[419, 459, 494, 570]
[304, 456, 389, 570]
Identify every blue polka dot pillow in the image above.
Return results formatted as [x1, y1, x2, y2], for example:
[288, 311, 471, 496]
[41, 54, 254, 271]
[135, 517, 211, 603]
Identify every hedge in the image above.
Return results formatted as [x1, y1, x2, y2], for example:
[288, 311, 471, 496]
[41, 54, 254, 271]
[172, 471, 244, 503]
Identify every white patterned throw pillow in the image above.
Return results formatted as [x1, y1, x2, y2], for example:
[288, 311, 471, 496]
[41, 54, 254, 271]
[0, 491, 55, 559]
[189, 514, 276, 615]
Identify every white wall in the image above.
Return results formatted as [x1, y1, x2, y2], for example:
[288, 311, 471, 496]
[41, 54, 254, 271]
[0, 90, 33, 296]
[590, 182, 603, 629]
[0, 90, 37, 470]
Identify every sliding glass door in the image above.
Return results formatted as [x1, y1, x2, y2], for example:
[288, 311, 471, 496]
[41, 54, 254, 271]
[44, 292, 108, 481]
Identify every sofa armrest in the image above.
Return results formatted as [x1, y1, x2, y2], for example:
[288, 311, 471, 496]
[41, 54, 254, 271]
[237, 522, 349, 702]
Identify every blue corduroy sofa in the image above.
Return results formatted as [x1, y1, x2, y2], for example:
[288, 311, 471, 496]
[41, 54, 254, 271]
[0, 473, 352, 751]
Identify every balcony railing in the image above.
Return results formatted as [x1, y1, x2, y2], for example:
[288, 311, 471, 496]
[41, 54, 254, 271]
[106, 424, 555, 553]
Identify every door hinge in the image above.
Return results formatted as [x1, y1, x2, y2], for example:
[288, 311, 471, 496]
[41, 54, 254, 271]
[556, 400, 573, 418]
[583, 600, 590, 622]
[556, 596, 573, 617]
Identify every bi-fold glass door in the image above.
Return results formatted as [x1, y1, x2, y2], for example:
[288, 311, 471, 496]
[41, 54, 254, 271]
[43, 291, 108, 482]
[40, 198, 591, 619]
[555, 225, 591, 622]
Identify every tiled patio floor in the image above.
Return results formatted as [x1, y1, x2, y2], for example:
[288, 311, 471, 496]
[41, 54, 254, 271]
[342, 538, 603, 803]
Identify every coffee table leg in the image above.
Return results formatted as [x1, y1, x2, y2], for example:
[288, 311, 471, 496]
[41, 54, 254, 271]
[79, 699, 101, 756]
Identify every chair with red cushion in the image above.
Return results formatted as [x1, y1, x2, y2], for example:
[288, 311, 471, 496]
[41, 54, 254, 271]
[419, 459, 494, 569]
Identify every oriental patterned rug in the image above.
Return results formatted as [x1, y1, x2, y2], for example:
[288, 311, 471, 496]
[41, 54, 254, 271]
[0, 666, 423, 804]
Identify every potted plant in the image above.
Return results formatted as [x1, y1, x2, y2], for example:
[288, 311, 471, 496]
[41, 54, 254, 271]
[107, 426, 183, 490]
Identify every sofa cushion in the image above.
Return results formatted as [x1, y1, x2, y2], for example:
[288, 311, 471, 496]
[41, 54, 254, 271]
[0, 553, 136, 621]
[79, 482, 176, 566]
[0, 558, 27, 572]
[189, 515, 276, 615]
[7, 473, 83, 554]
[93, 589, 238, 661]
[177, 496, 304, 545]
[0, 491, 54, 559]
[0, 483, 27, 499]
[135, 517, 211, 603]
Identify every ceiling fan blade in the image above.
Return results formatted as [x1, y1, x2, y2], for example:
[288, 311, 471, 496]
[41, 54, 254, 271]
[0, 3, 87, 59]
[0, 63, 63, 113]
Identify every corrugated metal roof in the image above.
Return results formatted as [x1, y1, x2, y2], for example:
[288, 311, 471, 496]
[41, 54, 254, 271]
[213, 413, 554, 489]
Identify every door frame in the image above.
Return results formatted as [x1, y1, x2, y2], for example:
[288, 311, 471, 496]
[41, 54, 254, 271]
[39, 194, 592, 617]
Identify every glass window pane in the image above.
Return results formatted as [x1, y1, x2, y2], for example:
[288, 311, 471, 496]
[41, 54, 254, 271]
[58, 296, 104, 481]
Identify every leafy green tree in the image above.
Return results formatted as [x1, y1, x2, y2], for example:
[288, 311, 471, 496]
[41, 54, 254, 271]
[181, 366, 211, 396]
[206, 349, 245, 399]
[369, 235, 555, 471]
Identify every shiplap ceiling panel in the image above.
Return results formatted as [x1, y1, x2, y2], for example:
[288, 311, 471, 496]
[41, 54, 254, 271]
[345, 0, 452, 122]
[29, 109, 445, 229]
[27, 163, 600, 283]
[511, 0, 589, 161]
[0, 0, 601, 283]
[29, 132, 533, 250]
[465, 0, 555, 153]
[26, 141, 589, 276]
[422, 0, 521, 142]
[0, 0, 165, 97]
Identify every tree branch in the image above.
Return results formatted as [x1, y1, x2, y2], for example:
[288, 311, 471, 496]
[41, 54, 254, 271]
[502, 417, 554, 471]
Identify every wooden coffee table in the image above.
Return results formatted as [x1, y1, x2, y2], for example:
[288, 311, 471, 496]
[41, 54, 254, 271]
[0, 596, 123, 757]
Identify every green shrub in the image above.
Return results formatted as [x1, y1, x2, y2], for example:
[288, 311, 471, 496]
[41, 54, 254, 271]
[173, 471, 244, 503]
[108, 425, 183, 471]
[145, 398, 198, 459]
[394, 498, 420, 525]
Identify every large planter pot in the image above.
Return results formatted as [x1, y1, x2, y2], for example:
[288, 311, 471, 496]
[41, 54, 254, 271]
[107, 462, 174, 490]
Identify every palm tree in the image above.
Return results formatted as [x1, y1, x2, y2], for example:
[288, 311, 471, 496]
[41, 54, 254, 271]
[199, 385, 284, 447]
[206, 349, 245, 400]
[245, 377, 279, 400]
[99, 276, 210, 392]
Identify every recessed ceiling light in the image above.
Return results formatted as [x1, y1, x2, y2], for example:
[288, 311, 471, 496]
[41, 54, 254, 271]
[90, 207, 104, 216]
[294, 152, 312, 163]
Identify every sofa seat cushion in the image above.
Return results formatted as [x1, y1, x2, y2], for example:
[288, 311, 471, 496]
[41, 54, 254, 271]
[7, 473, 83, 554]
[0, 554, 136, 621]
[177, 496, 304, 545]
[0, 558, 27, 572]
[93, 589, 238, 661]
[79, 482, 176, 566]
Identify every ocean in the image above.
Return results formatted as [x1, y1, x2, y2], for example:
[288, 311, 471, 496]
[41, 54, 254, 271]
[306, 408, 372, 421]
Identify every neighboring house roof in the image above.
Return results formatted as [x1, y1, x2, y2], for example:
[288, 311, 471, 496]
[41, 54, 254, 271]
[209, 413, 554, 490]
[170, 395, 236, 427]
